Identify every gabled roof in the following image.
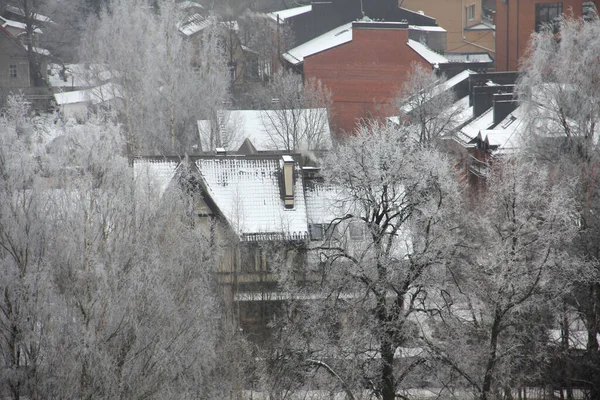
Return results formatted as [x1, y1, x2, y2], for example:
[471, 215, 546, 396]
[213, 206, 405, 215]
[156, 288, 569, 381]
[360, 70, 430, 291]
[400, 70, 472, 115]
[198, 109, 332, 153]
[266, 5, 312, 23]
[1, 16, 43, 34]
[0, 24, 28, 54]
[178, 13, 211, 37]
[197, 156, 309, 241]
[282, 23, 352, 66]
[458, 108, 495, 142]
[133, 158, 181, 199]
[4, 5, 53, 24]
[407, 39, 448, 65]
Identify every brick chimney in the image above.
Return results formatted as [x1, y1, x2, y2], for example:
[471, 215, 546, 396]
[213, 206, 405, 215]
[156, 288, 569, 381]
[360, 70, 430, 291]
[282, 155, 294, 209]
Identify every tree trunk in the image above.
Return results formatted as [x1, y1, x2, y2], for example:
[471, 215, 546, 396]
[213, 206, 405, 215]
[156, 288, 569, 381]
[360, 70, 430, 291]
[481, 311, 502, 400]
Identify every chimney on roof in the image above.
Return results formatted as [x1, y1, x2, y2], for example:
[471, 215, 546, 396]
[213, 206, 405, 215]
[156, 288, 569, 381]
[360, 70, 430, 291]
[282, 155, 295, 209]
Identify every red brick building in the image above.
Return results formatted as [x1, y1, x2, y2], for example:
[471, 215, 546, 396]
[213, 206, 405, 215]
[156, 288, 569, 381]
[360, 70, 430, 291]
[283, 21, 450, 134]
[495, 0, 599, 71]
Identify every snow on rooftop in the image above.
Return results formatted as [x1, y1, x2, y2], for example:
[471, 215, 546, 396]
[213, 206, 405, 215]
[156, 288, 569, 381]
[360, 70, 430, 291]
[178, 13, 211, 36]
[267, 5, 312, 23]
[200, 109, 332, 153]
[409, 25, 446, 32]
[481, 106, 525, 154]
[407, 39, 448, 65]
[2, 18, 43, 34]
[133, 158, 180, 200]
[460, 108, 495, 141]
[197, 157, 309, 240]
[53, 83, 122, 105]
[47, 63, 112, 88]
[401, 70, 472, 115]
[305, 183, 341, 225]
[283, 23, 352, 65]
[5, 5, 53, 23]
[25, 44, 49, 56]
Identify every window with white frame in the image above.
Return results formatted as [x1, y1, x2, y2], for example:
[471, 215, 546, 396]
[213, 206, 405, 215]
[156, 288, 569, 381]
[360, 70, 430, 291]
[9, 64, 17, 78]
[467, 4, 476, 21]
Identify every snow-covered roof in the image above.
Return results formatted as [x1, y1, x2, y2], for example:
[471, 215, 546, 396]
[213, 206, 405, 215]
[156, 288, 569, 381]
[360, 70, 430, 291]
[1, 17, 43, 34]
[198, 109, 332, 153]
[282, 23, 352, 65]
[266, 5, 312, 23]
[4, 5, 53, 24]
[407, 39, 448, 65]
[47, 63, 113, 88]
[25, 44, 49, 56]
[479, 106, 525, 154]
[179, 13, 211, 36]
[305, 183, 340, 225]
[409, 25, 446, 32]
[400, 70, 472, 115]
[464, 23, 494, 31]
[133, 158, 181, 200]
[197, 157, 309, 240]
[459, 108, 495, 141]
[53, 83, 122, 106]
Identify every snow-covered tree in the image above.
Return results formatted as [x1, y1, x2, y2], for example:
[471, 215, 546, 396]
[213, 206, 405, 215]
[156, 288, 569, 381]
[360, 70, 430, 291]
[518, 15, 600, 394]
[395, 63, 464, 146]
[79, 0, 229, 154]
[251, 69, 332, 151]
[269, 123, 462, 400]
[429, 157, 581, 400]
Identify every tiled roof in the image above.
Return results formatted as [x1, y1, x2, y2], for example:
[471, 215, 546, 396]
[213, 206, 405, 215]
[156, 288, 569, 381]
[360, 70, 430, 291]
[197, 157, 309, 240]
[133, 158, 181, 199]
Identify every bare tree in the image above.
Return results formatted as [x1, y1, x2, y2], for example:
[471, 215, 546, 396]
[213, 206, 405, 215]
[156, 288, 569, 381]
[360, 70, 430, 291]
[79, 0, 229, 155]
[252, 69, 332, 151]
[395, 63, 464, 146]
[518, 15, 600, 395]
[429, 156, 582, 400]
[269, 123, 462, 400]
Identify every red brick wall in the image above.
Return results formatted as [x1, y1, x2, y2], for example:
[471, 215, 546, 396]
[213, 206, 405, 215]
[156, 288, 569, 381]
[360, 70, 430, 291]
[303, 26, 430, 135]
[495, 0, 592, 72]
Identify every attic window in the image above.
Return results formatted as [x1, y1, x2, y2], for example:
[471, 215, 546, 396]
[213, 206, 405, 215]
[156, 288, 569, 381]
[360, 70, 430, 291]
[9, 64, 17, 78]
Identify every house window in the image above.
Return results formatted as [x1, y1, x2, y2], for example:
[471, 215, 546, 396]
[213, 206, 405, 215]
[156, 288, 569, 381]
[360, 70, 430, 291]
[583, 1, 597, 21]
[9, 64, 17, 78]
[467, 4, 476, 21]
[240, 245, 258, 272]
[309, 223, 324, 241]
[535, 2, 563, 33]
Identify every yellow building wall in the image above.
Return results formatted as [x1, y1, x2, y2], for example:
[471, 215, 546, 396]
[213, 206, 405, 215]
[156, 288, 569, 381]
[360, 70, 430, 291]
[400, 0, 495, 55]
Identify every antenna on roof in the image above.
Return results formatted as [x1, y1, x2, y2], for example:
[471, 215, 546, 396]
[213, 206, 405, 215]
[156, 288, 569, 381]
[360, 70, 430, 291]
[360, 0, 365, 18]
